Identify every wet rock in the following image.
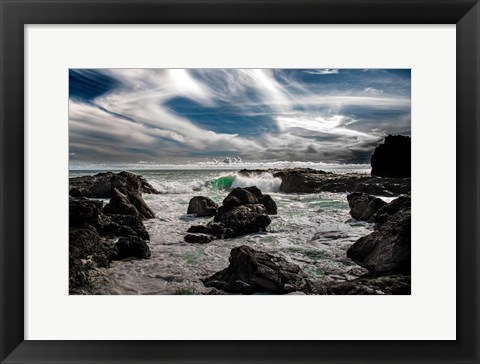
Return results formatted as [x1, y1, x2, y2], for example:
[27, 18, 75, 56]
[260, 194, 277, 215]
[187, 196, 218, 217]
[216, 204, 271, 237]
[115, 235, 151, 259]
[203, 245, 314, 294]
[187, 225, 211, 234]
[69, 196, 103, 227]
[347, 208, 411, 275]
[369, 195, 411, 226]
[69, 171, 159, 198]
[324, 274, 411, 295]
[103, 188, 155, 220]
[184, 233, 215, 244]
[222, 195, 243, 212]
[371, 135, 411, 178]
[245, 186, 263, 199]
[347, 192, 386, 221]
[227, 187, 259, 205]
[97, 214, 150, 240]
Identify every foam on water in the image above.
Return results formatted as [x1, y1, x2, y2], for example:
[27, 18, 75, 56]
[231, 172, 282, 192]
[73, 168, 384, 295]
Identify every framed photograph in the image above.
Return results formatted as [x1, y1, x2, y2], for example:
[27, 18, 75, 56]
[1, 0, 479, 363]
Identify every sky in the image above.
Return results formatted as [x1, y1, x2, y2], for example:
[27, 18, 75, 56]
[69, 68, 410, 166]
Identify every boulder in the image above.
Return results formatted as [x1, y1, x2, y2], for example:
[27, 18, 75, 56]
[245, 186, 263, 199]
[69, 171, 159, 198]
[115, 235, 151, 259]
[371, 135, 411, 178]
[260, 194, 278, 215]
[324, 274, 411, 295]
[97, 214, 150, 240]
[216, 204, 271, 237]
[369, 195, 411, 226]
[347, 208, 411, 275]
[227, 187, 259, 205]
[203, 245, 314, 294]
[69, 196, 103, 227]
[222, 195, 243, 212]
[347, 192, 387, 221]
[103, 188, 155, 220]
[184, 233, 215, 244]
[187, 196, 218, 217]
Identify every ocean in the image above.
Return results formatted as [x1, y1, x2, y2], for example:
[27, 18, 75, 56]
[69, 163, 386, 295]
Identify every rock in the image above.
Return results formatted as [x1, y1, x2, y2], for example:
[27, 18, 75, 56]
[216, 204, 271, 237]
[69, 171, 159, 198]
[203, 245, 314, 294]
[103, 188, 155, 219]
[184, 233, 215, 244]
[115, 235, 151, 259]
[347, 208, 411, 275]
[371, 135, 411, 178]
[347, 192, 387, 221]
[222, 195, 243, 212]
[260, 194, 278, 215]
[187, 225, 211, 234]
[238, 168, 410, 196]
[103, 188, 139, 217]
[97, 214, 150, 240]
[227, 187, 259, 205]
[370, 195, 411, 226]
[69, 228, 119, 294]
[324, 274, 411, 295]
[69, 196, 103, 227]
[187, 196, 218, 217]
[245, 186, 263, 199]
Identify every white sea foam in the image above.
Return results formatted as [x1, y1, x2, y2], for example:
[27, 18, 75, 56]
[150, 180, 205, 194]
[231, 172, 282, 192]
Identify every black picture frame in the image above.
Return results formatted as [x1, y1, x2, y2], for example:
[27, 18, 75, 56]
[1, 0, 479, 363]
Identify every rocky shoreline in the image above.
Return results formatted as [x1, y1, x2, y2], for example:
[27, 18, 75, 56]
[69, 136, 411, 295]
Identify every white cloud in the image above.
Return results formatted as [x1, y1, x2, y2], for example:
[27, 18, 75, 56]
[304, 69, 339, 75]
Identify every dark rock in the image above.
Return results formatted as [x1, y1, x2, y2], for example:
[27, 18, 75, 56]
[260, 194, 278, 215]
[184, 233, 215, 244]
[222, 195, 243, 212]
[371, 135, 411, 178]
[206, 221, 235, 239]
[97, 214, 150, 240]
[203, 245, 314, 294]
[103, 187, 139, 217]
[245, 186, 263, 199]
[69, 197, 103, 227]
[69, 228, 119, 294]
[187, 225, 211, 234]
[69, 171, 159, 198]
[324, 274, 411, 295]
[127, 191, 155, 219]
[347, 208, 411, 275]
[187, 196, 218, 217]
[347, 192, 387, 221]
[103, 188, 155, 220]
[369, 195, 411, 226]
[116, 235, 151, 259]
[227, 187, 259, 205]
[216, 204, 271, 237]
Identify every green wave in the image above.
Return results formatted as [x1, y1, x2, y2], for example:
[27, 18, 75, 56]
[210, 175, 235, 190]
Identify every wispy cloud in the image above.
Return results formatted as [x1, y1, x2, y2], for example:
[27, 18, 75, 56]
[69, 68, 410, 165]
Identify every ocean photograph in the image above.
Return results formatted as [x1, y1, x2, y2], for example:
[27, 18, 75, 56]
[69, 68, 411, 295]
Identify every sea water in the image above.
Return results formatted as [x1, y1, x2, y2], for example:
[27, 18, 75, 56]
[70, 164, 380, 295]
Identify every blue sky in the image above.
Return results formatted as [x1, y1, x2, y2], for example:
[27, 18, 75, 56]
[69, 68, 410, 165]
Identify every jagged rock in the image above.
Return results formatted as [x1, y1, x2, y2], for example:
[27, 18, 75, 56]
[239, 168, 410, 196]
[227, 187, 259, 205]
[69, 171, 159, 198]
[97, 214, 150, 240]
[324, 275, 411, 295]
[184, 233, 215, 244]
[69, 196, 103, 227]
[103, 188, 155, 220]
[370, 195, 411, 226]
[222, 196, 243, 212]
[371, 135, 411, 178]
[187, 196, 218, 217]
[115, 235, 151, 259]
[260, 194, 277, 215]
[203, 245, 314, 294]
[245, 186, 263, 199]
[216, 204, 271, 237]
[347, 192, 386, 221]
[347, 209, 411, 275]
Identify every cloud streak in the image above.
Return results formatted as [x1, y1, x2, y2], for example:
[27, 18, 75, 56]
[69, 68, 411, 165]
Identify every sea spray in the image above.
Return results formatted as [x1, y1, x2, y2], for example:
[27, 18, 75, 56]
[231, 172, 282, 192]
